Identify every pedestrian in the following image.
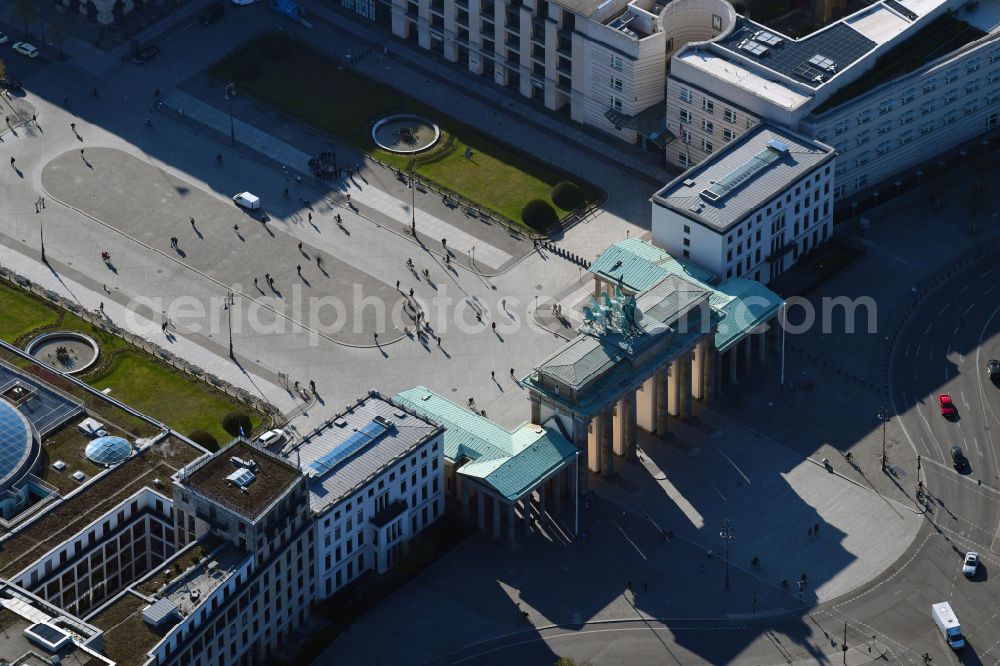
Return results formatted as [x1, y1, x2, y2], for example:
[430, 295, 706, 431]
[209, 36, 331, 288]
[41, 197, 45, 209]
[409, 287, 414, 298]
[35, 202, 39, 213]
[437, 336, 441, 347]
[99, 302, 104, 313]
[32, 114, 36, 123]
[268, 276, 274, 287]
[316, 256, 322, 267]
[807, 527, 813, 538]
[9, 156, 14, 166]
[233, 224, 239, 232]
[814, 523, 819, 535]
[296, 264, 301, 274]
[510, 368, 515, 377]
[162, 321, 168, 332]
[346, 194, 351, 205]
[298, 242, 303, 251]
[492, 321, 497, 331]
[254, 277, 259, 288]
[355, 162, 360, 173]
[396, 280, 400, 290]
[491, 370, 495, 380]
[71, 122, 76, 132]
[308, 212, 312, 223]
[309, 379, 316, 392]
[80, 149, 85, 158]
[265, 272, 271, 283]
[190, 217, 196, 227]
[374, 332, 378, 343]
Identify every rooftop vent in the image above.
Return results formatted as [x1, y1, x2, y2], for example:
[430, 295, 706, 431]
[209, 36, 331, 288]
[24, 623, 72, 652]
[700, 141, 787, 202]
[226, 467, 256, 489]
[142, 598, 180, 628]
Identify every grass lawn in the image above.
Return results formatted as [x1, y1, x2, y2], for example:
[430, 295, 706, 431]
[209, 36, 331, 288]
[0, 281, 262, 448]
[210, 34, 598, 230]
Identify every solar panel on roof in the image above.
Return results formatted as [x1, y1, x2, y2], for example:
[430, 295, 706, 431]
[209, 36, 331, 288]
[754, 30, 783, 46]
[740, 40, 770, 57]
[307, 419, 389, 477]
[226, 467, 256, 487]
[808, 54, 837, 71]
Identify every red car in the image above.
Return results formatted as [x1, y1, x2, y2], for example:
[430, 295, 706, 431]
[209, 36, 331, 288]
[939, 394, 957, 418]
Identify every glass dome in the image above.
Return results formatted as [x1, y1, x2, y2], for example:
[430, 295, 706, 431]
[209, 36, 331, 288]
[0, 401, 34, 492]
[85, 436, 132, 465]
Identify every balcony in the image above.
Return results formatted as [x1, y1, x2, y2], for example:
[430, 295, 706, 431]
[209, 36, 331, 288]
[556, 38, 571, 56]
[505, 10, 520, 27]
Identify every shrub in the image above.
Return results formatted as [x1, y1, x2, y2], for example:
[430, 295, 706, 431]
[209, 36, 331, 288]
[550, 181, 587, 211]
[187, 430, 219, 450]
[521, 199, 558, 231]
[221, 412, 252, 438]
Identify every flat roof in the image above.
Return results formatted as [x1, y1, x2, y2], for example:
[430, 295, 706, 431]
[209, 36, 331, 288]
[652, 124, 833, 233]
[89, 592, 166, 666]
[181, 440, 300, 521]
[0, 435, 201, 578]
[158, 542, 247, 617]
[675, 50, 811, 110]
[0, 360, 84, 437]
[285, 393, 440, 515]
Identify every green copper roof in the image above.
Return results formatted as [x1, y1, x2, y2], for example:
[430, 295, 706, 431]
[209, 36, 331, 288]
[589, 238, 716, 292]
[393, 387, 577, 502]
[710, 278, 783, 352]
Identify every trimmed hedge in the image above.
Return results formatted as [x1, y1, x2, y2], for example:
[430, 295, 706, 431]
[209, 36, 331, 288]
[550, 181, 587, 211]
[521, 199, 558, 231]
[222, 412, 253, 437]
[187, 430, 220, 450]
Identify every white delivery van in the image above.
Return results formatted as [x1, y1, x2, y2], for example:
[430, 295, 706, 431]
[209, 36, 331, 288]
[931, 602, 965, 650]
[233, 192, 261, 210]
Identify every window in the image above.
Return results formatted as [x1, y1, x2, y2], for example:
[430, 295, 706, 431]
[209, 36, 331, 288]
[611, 77, 623, 91]
[680, 128, 692, 143]
[968, 59, 981, 74]
[922, 80, 937, 94]
[878, 99, 893, 115]
[702, 118, 714, 133]
[679, 108, 692, 124]
[724, 108, 736, 123]
[683, 237, 690, 247]
[919, 122, 934, 136]
[877, 121, 891, 135]
[746, 117, 755, 129]
[964, 101, 979, 115]
[611, 96, 622, 110]
[834, 184, 846, 199]
[854, 174, 868, 189]
[857, 110, 871, 125]
[876, 141, 890, 156]
[899, 111, 914, 125]
[942, 111, 958, 125]
[679, 86, 692, 102]
[723, 128, 736, 142]
[988, 90, 1000, 105]
[944, 68, 959, 83]
[988, 113, 999, 130]
[701, 139, 713, 153]
[611, 54, 623, 71]
[855, 151, 869, 166]
[966, 80, 980, 94]
[683, 224, 690, 233]
[901, 88, 915, 104]
[833, 120, 849, 136]
[943, 89, 958, 105]
[921, 101, 935, 115]
[834, 141, 848, 154]
[990, 70, 1000, 84]
[702, 98, 714, 113]
[856, 130, 870, 146]
[898, 130, 913, 145]
[678, 152, 689, 166]
[992, 48, 1000, 64]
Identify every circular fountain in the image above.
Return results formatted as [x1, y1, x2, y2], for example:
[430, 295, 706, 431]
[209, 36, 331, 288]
[25, 331, 100, 375]
[371, 115, 441, 154]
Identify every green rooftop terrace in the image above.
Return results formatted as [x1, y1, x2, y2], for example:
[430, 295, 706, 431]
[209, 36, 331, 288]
[814, 14, 986, 114]
[90, 592, 167, 666]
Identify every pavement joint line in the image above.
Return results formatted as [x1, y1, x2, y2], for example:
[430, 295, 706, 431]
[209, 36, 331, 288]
[38, 156, 409, 351]
[155, 91, 543, 281]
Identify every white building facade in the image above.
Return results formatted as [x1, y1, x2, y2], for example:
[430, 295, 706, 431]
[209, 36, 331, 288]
[665, 0, 1000, 199]
[652, 125, 835, 283]
[288, 391, 445, 600]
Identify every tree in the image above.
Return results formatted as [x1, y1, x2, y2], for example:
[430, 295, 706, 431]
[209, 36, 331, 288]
[521, 199, 559, 231]
[550, 181, 587, 211]
[221, 412, 253, 437]
[12, 0, 38, 37]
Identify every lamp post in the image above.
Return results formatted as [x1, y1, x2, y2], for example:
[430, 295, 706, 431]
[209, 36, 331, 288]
[720, 519, 734, 590]
[225, 81, 236, 145]
[409, 171, 416, 235]
[877, 405, 889, 469]
[223, 291, 235, 359]
[40, 216, 46, 264]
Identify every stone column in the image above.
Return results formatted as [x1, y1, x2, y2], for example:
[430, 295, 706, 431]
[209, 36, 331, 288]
[417, 0, 431, 49]
[553, 471, 563, 511]
[531, 395, 542, 424]
[691, 344, 704, 401]
[601, 407, 614, 476]
[623, 391, 637, 457]
[538, 484, 547, 525]
[461, 483, 470, 521]
[668, 361, 681, 416]
[742, 336, 753, 374]
[703, 341, 717, 403]
[728, 347, 738, 385]
[655, 369, 669, 435]
[757, 331, 768, 364]
[573, 416, 590, 494]
[679, 351, 693, 419]
[522, 494, 532, 532]
[507, 504, 517, 542]
[477, 491, 485, 531]
[492, 497, 502, 538]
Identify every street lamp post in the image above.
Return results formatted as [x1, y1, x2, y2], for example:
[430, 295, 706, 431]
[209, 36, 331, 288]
[224, 292, 235, 359]
[877, 405, 889, 470]
[40, 216, 46, 263]
[720, 519, 734, 590]
[409, 171, 416, 234]
[225, 81, 236, 145]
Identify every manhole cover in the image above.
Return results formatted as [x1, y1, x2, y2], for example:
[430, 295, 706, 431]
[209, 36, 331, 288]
[535, 284, 543, 290]
[451, 387, 457, 392]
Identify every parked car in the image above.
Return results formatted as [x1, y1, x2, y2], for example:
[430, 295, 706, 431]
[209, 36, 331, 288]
[952, 445, 967, 471]
[233, 192, 261, 209]
[12, 42, 39, 58]
[201, 2, 225, 25]
[257, 429, 286, 447]
[0, 33, 10, 45]
[131, 44, 160, 64]
[0, 77, 21, 92]
[939, 394, 957, 418]
[231, 0, 257, 5]
[988, 359, 1000, 381]
[963, 552, 979, 577]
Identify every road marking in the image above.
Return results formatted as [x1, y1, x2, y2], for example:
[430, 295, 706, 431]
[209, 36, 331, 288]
[973, 436, 983, 458]
[954, 324, 961, 336]
[915, 344, 921, 358]
[904, 342, 911, 358]
[710, 483, 727, 501]
[717, 448, 752, 485]
[965, 304, 976, 315]
[939, 304, 950, 315]
[961, 391, 968, 408]
[960, 285, 970, 294]
[986, 285, 997, 295]
[981, 269, 994, 279]
[924, 324, 933, 335]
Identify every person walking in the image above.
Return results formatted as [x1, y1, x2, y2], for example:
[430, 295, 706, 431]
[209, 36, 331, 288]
[298, 242, 303, 252]
[9, 156, 14, 167]
[408, 287, 414, 298]
[71, 122, 76, 132]
[99, 302, 104, 313]
[510, 368, 515, 378]
[395, 280, 400, 291]
[80, 149, 85, 158]
[253, 277, 259, 288]
[189, 217, 196, 228]
[296, 264, 302, 275]
[308, 212, 312, 223]
[264, 272, 271, 284]
[491, 322, 497, 332]
[491, 370, 495, 380]
[233, 224, 239, 233]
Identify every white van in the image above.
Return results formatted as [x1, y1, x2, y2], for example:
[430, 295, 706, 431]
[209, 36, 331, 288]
[931, 602, 965, 650]
[233, 192, 261, 210]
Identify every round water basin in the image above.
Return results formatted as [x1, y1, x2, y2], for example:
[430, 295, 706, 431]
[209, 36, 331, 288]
[371, 115, 440, 154]
[25, 331, 100, 375]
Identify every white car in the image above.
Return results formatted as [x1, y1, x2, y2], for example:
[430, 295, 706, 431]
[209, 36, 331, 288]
[963, 552, 979, 577]
[233, 191, 261, 210]
[0, 33, 10, 45]
[12, 42, 39, 58]
[231, 0, 257, 5]
[257, 429, 286, 447]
